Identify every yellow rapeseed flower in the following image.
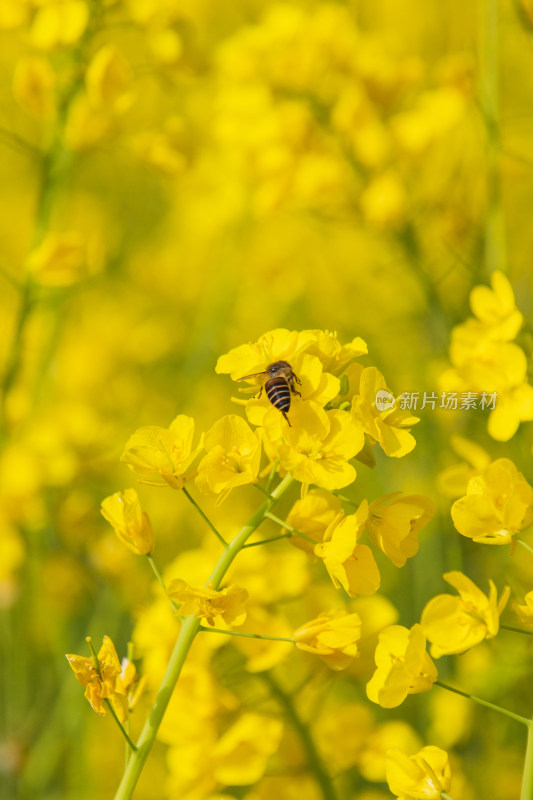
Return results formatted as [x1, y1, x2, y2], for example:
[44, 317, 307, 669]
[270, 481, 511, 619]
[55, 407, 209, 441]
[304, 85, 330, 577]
[315, 501, 381, 596]
[31, 1, 89, 50]
[352, 367, 418, 457]
[366, 624, 437, 708]
[440, 271, 533, 441]
[436, 435, 491, 498]
[469, 270, 523, 342]
[167, 579, 248, 627]
[366, 493, 435, 567]
[212, 714, 283, 785]
[451, 458, 533, 545]
[86, 46, 135, 114]
[121, 414, 203, 489]
[275, 403, 365, 491]
[514, 590, 533, 628]
[315, 702, 375, 773]
[420, 571, 510, 657]
[360, 170, 407, 228]
[358, 721, 423, 783]
[65, 635, 130, 722]
[13, 56, 56, 118]
[304, 329, 368, 375]
[245, 352, 339, 427]
[27, 232, 86, 286]
[101, 488, 154, 555]
[195, 414, 261, 504]
[488, 383, 533, 442]
[0, 0, 31, 29]
[284, 488, 343, 556]
[386, 745, 452, 800]
[443, 328, 533, 441]
[294, 609, 362, 670]
[216, 328, 317, 382]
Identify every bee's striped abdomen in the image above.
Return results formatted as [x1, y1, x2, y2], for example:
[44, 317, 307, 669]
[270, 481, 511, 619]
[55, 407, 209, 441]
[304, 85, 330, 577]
[265, 377, 291, 413]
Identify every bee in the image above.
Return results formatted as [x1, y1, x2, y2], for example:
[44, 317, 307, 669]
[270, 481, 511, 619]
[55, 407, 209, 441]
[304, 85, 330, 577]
[239, 360, 302, 425]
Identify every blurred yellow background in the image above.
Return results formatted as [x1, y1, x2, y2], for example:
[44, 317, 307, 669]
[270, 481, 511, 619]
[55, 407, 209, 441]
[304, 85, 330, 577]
[1, 1, 532, 799]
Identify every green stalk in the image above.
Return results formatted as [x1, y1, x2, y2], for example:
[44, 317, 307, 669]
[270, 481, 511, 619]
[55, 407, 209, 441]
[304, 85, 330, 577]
[182, 486, 227, 546]
[435, 680, 530, 726]
[199, 626, 294, 643]
[266, 458, 280, 492]
[86, 638, 137, 752]
[104, 700, 138, 753]
[521, 721, 533, 800]
[264, 512, 316, 544]
[517, 538, 533, 556]
[112, 475, 294, 800]
[0, 2, 100, 439]
[243, 533, 291, 548]
[262, 672, 338, 800]
[0, 281, 33, 438]
[500, 623, 533, 638]
[146, 555, 178, 612]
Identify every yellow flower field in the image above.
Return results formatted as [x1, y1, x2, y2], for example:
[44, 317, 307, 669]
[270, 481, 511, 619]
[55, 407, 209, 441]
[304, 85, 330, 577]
[2, 2, 533, 800]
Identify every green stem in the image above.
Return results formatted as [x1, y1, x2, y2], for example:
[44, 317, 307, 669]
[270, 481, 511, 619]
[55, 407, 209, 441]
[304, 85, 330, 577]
[243, 533, 291, 548]
[146, 555, 178, 612]
[104, 700, 138, 753]
[0, 4, 99, 439]
[254, 483, 275, 499]
[435, 680, 530, 726]
[521, 720, 533, 800]
[517, 538, 533, 555]
[125, 643, 134, 766]
[500, 623, 533, 637]
[264, 512, 316, 544]
[332, 492, 358, 509]
[182, 487, 227, 546]
[441, 793, 456, 800]
[199, 626, 294, 643]
[266, 458, 280, 492]
[262, 672, 337, 800]
[112, 474, 294, 800]
[0, 281, 33, 438]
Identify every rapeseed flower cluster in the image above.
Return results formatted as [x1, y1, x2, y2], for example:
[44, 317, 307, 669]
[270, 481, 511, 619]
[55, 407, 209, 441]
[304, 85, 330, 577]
[81, 326, 442, 798]
[441, 271, 533, 441]
[451, 458, 533, 546]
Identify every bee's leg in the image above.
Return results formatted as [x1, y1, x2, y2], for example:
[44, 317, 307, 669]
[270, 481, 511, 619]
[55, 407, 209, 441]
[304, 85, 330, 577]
[288, 375, 301, 397]
[253, 385, 264, 400]
[282, 410, 292, 427]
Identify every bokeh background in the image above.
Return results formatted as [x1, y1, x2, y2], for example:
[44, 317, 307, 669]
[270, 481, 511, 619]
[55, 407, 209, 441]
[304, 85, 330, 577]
[1, 1, 533, 799]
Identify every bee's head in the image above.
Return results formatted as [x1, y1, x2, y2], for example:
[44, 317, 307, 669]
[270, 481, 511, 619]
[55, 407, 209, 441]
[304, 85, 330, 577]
[267, 360, 292, 377]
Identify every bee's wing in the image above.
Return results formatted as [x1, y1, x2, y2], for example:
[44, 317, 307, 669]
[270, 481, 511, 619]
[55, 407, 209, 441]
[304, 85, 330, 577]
[238, 371, 267, 381]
